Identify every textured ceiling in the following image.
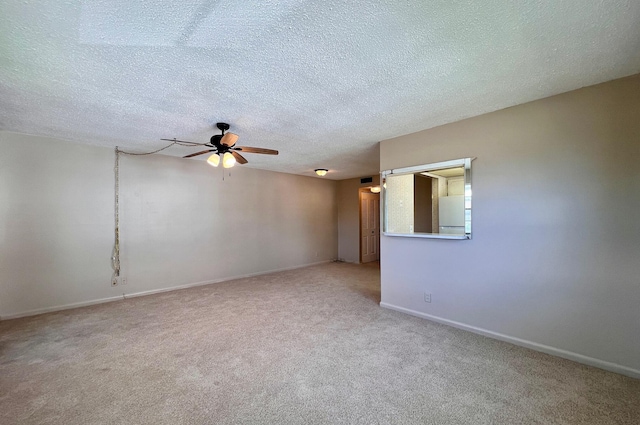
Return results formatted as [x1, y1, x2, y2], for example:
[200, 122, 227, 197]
[1, 1, 639, 179]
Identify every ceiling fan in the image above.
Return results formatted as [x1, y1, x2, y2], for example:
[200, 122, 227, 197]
[162, 123, 278, 168]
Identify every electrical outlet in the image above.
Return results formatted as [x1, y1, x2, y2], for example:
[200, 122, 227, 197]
[424, 292, 431, 303]
[121, 278, 127, 285]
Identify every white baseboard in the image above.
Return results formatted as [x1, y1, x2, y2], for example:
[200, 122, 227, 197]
[380, 302, 640, 380]
[123, 260, 333, 299]
[0, 260, 333, 321]
[1, 295, 125, 321]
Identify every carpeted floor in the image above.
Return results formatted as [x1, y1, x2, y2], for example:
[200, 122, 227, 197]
[1, 262, 638, 424]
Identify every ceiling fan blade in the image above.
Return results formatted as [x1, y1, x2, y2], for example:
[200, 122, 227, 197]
[183, 149, 215, 158]
[233, 146, 279, 155]
[231, 151, 248, 164]
[220, 132, 239, 147]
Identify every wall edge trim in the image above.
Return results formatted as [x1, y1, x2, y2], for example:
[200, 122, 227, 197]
[379, 302, 640, 379]
[0, 295, 125, 321]
[0, 260, 333, 321]
[123, 260, 333, 300]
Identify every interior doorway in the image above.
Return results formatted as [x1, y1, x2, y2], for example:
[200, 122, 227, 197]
[359, 189, 380, 263]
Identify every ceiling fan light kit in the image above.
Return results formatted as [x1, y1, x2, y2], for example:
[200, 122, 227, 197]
[207, 153, 220, 167]
[315, 169, 328, 177]
[222, 152, 236, 168]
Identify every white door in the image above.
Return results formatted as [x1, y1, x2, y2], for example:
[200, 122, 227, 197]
[361, 191, 380, 263]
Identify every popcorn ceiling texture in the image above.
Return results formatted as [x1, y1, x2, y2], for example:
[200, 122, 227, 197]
[1, 1, 639, 179]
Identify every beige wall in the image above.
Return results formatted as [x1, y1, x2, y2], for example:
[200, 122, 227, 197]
[379, 74, 640, 377]
[337, 175, 380, 263]
[0, 132, 338, 318]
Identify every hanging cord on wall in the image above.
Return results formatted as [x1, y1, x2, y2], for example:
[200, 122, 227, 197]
[112, 147, 120, 285]
[115, 139, 203, 156]
[111, 139, 204, 285]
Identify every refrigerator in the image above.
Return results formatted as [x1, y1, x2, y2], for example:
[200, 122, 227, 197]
[438, 195, 465, 235]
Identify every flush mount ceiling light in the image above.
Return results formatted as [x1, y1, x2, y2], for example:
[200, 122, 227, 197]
[370, 186, 381, 193]
[315, 169, 328, 177]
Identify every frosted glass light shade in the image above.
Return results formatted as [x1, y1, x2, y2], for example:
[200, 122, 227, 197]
[222, 152, 236, 168]
[315, 168, 328, 176]
[207, 153, 220, 167]
[370, 186, 381, 193]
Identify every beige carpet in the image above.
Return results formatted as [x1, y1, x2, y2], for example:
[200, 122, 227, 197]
[1, 262, 638, 424]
